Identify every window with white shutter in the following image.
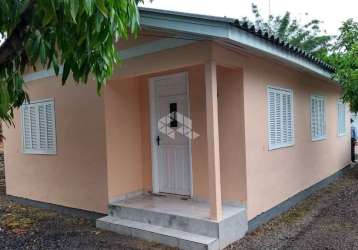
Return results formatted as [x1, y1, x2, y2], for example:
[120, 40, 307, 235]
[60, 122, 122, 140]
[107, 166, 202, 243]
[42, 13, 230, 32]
[267, 86, 294, 150]
[22, 99, 56, 154]
[311, 95, 326, 141]
[337, 100, 346, 136]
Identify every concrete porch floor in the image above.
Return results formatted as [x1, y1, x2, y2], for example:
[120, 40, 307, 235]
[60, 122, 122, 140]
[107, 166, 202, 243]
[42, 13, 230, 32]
[111, 194, 245, 221]
[97, 194, 248, 249]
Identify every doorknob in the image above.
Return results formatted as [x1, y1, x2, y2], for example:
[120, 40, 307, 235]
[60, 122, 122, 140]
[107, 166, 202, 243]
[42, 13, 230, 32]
[156, 136, 160, 146]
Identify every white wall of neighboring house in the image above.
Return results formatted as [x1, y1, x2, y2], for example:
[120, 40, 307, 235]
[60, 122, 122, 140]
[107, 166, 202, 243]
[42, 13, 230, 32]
[351, 113, 358, 131]
[351, 113, 358, 154]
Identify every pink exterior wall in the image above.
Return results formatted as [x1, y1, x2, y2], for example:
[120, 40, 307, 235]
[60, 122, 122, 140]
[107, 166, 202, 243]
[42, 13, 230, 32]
[242, 56, 350, 219]
[2, 35, 349, 220]
[107, 40, 246, 204]
[104, 63, 246, 204]
[4, 40, 248, 214]
[217, 67, 247, 202]
[3, 78, 108, 213]
[104, 77, 147, 200]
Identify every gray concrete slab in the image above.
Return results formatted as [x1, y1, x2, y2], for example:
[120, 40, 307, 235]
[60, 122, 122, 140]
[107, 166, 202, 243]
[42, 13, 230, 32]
[98, 195, 248, 249]
[97, 216, 219, 250]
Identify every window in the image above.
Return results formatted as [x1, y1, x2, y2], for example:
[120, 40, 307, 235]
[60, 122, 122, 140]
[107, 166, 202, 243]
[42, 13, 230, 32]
[22, 99, 56, 154]
[337, 100, 346, 136]
[311, 95, 326, 141]
[267, 86, 294, 150]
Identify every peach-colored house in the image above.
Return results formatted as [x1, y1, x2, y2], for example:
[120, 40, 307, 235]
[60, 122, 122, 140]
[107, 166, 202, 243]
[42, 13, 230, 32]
[3, 8, 351, 249]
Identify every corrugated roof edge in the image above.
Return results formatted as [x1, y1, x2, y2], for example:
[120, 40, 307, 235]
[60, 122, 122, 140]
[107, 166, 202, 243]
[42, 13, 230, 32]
[139, 7, 335, 74]
[231, 20, 335, 73]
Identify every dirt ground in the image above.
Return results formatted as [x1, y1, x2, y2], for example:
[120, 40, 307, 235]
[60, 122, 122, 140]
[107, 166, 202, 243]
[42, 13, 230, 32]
[0, 197, 173, 250]
[1, 165, 358, 250]
[232, 164, 358, 250]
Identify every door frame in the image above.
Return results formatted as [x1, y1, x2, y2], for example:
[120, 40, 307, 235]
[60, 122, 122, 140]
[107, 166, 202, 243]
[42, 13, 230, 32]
[149, 72, 193, 197]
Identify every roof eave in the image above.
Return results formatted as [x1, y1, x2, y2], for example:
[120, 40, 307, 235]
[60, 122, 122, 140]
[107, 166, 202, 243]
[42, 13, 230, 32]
[139, 8, 335, 83]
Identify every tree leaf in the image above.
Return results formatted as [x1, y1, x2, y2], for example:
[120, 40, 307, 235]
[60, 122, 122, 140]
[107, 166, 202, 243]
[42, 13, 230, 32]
[70, 0, 80, 23]
[0, 0, 141, 123]
[62, 61, 71, 85]
[95, 0, 108, 18]
[84, 0, 94, 15]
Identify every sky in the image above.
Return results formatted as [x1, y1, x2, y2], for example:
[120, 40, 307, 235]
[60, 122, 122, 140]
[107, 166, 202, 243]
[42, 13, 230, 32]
[140, 0, 358, 36]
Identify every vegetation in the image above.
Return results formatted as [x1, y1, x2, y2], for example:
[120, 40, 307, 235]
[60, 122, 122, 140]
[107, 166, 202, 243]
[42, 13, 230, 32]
[0, 0, 141, 123]
[329, 19, 358, 112]
[244, 4, 358, 111]
[241, 4, 333, 59]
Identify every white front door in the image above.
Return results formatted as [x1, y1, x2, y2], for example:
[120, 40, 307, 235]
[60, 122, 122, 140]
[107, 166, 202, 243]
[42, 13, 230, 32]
[150, 73, 192, 196]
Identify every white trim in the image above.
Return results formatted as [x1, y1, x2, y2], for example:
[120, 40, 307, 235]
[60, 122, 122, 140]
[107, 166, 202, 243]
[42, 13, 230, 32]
[23, 38, 194, 83]
[119, 38, 194, 60]
[140, 9, 333, 81]
[149, 77, 159, 193]
[312, 136, 327, 142]
[24, 66, 63, 83]
[267, 85, 295, 151]
[24, 98, 54, 105]
[310, 95, 327, 141]
[184, 72, 194, 198]
[149, 72, 193, 197]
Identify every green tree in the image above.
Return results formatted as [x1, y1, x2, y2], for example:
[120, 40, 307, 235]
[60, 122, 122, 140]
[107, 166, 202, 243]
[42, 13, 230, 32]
[329, 19, 358, 112]
[0, 0, 141, 124]
[242, 4, 332, 60]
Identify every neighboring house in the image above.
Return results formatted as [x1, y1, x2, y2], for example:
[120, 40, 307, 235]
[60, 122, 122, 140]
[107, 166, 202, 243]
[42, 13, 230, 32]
[351, 112, 358, 133]
[3, 8, 350, 250]
[351, 112, 358, 153]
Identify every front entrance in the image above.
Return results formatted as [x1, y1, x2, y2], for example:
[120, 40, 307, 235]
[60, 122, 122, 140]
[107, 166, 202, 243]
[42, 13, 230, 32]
[149, 72, 192, 196]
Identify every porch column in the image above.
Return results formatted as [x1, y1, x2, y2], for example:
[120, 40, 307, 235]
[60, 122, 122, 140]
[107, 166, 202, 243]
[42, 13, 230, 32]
[205, 60, 223, 221]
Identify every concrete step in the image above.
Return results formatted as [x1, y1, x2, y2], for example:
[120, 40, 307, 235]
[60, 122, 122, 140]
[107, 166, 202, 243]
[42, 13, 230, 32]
[109, 203, 221, 238]
[97, 215, 219, 250]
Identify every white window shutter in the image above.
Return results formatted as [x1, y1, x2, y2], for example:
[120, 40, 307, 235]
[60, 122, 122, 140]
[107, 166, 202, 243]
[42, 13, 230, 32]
[287, 93, 293, 143]
[311, 98, 315, 137]
[29, 105, 38, 149]
[311, 96, 326, 141]
[22, 99, 56, 154]
[22, 106, 32, 150]
[275, 92, 282, 144]
[38, 104, 47, 150]
[46, 102, 56, 152]
[268, 86, 294, 150]
[268, 91, 276, 147]
[282, 94, 287, 144]
[337, 101, 346, 136]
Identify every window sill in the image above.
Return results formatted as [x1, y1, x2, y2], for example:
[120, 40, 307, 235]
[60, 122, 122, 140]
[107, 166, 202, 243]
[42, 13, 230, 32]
[312, 136, 327, 142]
[269, 143, 295, 151]
[23, 151, 57, 155]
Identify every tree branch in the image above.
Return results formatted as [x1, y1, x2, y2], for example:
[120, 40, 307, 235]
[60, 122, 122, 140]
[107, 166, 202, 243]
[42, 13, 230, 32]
[0, 0, 35, 66]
